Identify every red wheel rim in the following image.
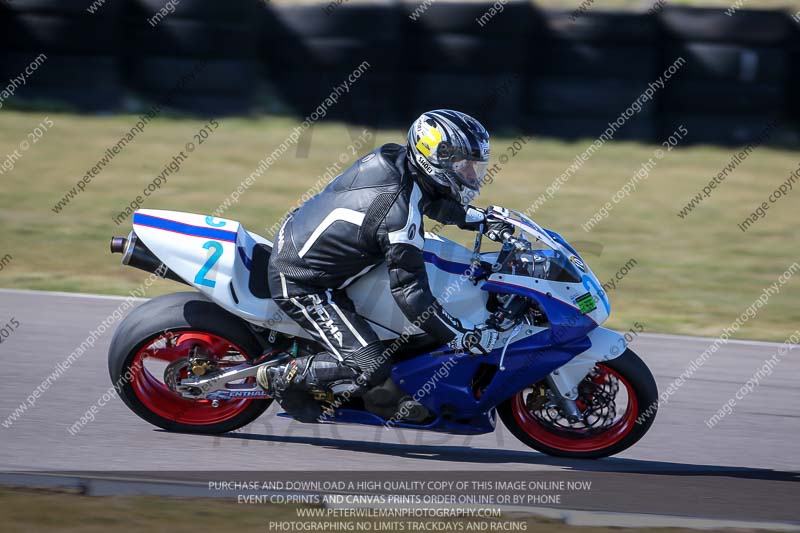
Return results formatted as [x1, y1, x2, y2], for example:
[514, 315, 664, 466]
[511, 365, 639, 453]
[129, 330, 256, 425]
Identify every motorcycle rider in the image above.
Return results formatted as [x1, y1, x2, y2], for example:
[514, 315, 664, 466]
[259, 109, 513, 420]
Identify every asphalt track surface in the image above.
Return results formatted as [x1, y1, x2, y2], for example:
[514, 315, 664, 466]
[0, 289, 798, 526]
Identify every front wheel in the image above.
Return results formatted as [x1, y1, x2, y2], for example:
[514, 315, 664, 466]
[108, 292, 273, 434]
[498, 348, 658, 459]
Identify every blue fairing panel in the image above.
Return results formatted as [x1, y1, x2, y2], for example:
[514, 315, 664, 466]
[391, 331, 590, 423]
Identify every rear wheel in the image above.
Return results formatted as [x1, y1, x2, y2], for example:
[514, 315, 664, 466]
[498, 348, 657, 459]
[108, 292, 273, 434]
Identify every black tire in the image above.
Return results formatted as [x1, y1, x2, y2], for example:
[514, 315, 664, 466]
[658, 113, 780, 146]
[663, 80, 785, 113]
[125, 56, 258, 93]
[498, 348, 658, 459]
[524, 78, 657, 117]
[262, 5, 401, 73]
[0, 13, 119, 53]
[288, 37, 401, 72]
[537, 44, 656, 79]
[108, 291, 272, 434]
[410, 34, 528, 72]
[665, 43, 788, 82]
[0, 53, 122, 111]
[541, 11, 658, 43]
[139, 91, 256, 116]
[0, 53, 120, 88]
[410, 72, 522, 129]
[658, 7, 791, 45]
[4, 85, 122, 112]
[521, 114, 656, 142]
[1, 0, 124, 16]
[789, 46, 800, 121]
[272, 4, 400, 39]
[402, 2, 533, 36]
[127, 19, 259, 58]
[131, 0, 262, 22]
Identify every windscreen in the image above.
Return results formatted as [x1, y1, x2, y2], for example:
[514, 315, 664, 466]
[490, 209, 585, 283]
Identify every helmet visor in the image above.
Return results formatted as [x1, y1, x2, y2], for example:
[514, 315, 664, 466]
[452, 158, 489, 191]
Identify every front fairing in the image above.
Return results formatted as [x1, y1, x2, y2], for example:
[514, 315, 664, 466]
[480, 209, 610, 340]
[387, 210, 616, 428]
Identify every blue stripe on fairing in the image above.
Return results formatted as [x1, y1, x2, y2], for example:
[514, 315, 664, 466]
[133, 213, 237, 242]
[423, 251, 480, 276]
[237, 246, 252, 270]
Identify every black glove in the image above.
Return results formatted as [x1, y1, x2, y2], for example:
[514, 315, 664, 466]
[483, 206, 515, 242]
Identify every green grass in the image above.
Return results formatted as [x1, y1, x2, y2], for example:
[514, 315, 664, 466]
[0, 110, 797, 341]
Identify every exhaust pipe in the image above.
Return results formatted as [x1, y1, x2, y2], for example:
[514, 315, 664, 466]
[110, 236, 127, 254]
[110, 232, 189, 285]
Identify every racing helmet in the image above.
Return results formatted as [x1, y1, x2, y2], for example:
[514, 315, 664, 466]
[407, 109, 490, 206]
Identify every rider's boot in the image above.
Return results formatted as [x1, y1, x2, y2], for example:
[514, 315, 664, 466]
[256, 352, 365, 421]
[257, 353, 363, 394]
[257, 343, 393, 421]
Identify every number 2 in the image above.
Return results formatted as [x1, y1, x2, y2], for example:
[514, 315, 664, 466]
[194, 241, 223, 288]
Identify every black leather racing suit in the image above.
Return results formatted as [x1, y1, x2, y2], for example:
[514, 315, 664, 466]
[266, 143, 480, 390]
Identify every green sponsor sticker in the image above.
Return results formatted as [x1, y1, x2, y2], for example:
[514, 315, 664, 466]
[575, 292, 597, 314]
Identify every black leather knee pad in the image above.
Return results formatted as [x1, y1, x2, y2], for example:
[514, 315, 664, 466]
[347, 342, 391, 386]
[303, 352, 359, 386]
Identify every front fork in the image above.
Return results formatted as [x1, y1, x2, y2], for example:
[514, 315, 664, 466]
[545, 327, 628, 422]
[546, 375, 583, 423]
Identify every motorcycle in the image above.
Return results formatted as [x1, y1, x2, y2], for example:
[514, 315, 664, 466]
[108, 206, 657, 459]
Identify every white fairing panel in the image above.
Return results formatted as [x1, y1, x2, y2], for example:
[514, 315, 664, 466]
[346, 233, 491, 336]
[548, 327, 626, 399]
[132, 209, 308, 338]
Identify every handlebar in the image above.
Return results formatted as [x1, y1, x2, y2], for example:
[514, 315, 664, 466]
[468, 210, 530, 283]
[500, 230, 529, 251]
[484, 211, 525, 250]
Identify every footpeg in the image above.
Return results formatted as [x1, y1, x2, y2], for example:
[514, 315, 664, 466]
[310, 388, 334, 403]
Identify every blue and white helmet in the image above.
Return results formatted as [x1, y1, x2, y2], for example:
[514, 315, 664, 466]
[407, 109, 490, 206]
